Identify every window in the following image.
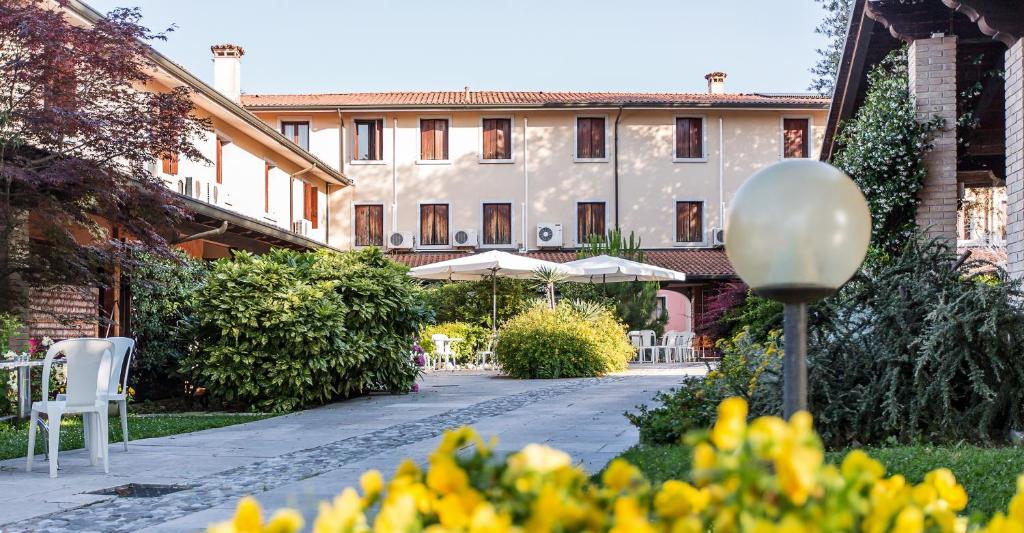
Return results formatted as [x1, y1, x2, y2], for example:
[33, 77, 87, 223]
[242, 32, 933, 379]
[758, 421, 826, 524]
[303, 183, 318, 229]
[354, 119, 383, 161]
[577, 202, 606, 243]
[676, 201, 703, 243]
[652, 296, 668, 321]
[263, 162, 270, 213]
[420, 119, 449, 161]
[354, 205, 384, 247]
[576, 117, 606, 159]
[482, 118, 512, 160]
[161, 153, 179, 175]
[420, 204, 449, 245]
[281, 121, 310, 150]
[783, 118, 810, 158]
[675, 117, 704, 159]
[482, 203, 512, 245]
[215, 138, 223, 184]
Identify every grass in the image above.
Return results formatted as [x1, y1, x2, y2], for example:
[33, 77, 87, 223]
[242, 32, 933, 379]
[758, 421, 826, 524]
[0, 412, 276, 461]
[614, 443, 1024, 518]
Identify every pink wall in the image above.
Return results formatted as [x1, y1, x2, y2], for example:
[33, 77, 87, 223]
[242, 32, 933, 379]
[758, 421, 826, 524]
[658, 289, 692, 332]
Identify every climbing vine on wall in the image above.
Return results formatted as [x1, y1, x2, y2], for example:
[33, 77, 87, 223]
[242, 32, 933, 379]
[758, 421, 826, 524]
[832, 47, 941, 256]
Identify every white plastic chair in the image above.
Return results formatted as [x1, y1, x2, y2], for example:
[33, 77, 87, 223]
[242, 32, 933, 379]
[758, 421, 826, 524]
[627, 331, 642, 362]
[59, 337, 136, 452]
[431, 334, 455, 370]
[676, 332, 696, 362]
[475, 335, 495, 369]
[637, 330, 657, 363]
[27, 339, 113, 478]
[655, 331, 680, 363]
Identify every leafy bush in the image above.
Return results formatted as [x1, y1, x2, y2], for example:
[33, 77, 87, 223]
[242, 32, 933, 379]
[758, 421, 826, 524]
[419, 322, 490, 365]
[494, 301, 633, 378]
[625, 377, 714, 445]
[423, 278, 535, 329]
[213, 397, 1024, 533]
[182, 248, 426, 412]
[0, 313, 21, 350]
[128, 251, 207, 400]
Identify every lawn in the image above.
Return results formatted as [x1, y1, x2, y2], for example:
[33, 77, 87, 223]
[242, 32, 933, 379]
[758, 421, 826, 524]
[614, 444, 1024, 518]
[0, 413, 276, 461]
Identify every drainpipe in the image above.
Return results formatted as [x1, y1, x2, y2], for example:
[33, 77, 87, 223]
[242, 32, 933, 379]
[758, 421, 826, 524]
[392, 116, 398, 232]
[522, 115, 529, 252]
[613, 106, 623, 230]
[718, 117, 725, 228]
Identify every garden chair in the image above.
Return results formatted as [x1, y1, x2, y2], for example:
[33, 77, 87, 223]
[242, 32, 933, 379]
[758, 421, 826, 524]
[59, 337, 136, 452]
[638, 330, 657, 363]
[654, 331, 680, 363]
[627, 331, 642, 362]
[431, 334, 456, 371]
[27, 339, 113, 478]
[475, 335, 495, 369]
[676, 332, 696, 362]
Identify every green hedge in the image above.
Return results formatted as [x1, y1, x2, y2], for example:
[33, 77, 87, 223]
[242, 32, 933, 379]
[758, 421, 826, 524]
[182, 248, 427, 412]
[419, 322, 490, 365]
[494, 301, 633, 379]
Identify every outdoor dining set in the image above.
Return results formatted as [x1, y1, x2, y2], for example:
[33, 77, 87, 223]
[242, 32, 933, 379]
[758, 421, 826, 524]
[4, 337, 136, 478]
[628, 330, 698, 363]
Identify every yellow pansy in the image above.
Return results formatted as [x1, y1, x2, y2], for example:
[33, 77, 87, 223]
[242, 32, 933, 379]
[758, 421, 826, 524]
[710, 396, 748, 451]
[654, 480, 709, 519]
[893, 506, 925, 533]
[264, 509, 303, 533]
[602, 459, 644, 492]
[427, 456, 469, 495]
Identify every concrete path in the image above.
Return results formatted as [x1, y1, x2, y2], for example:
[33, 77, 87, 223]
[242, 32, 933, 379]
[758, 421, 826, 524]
[0, 365, 702, 532]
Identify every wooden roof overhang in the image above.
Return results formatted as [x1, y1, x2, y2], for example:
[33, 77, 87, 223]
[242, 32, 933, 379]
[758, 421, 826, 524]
[823, 0, 1024, 178]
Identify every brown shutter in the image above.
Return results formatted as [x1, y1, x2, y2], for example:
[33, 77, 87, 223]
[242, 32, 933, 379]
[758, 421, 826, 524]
[690, 119, 702, 158]
[355, 205, 369, 246]
[303, 183, 312, 222]
[577, 118, 592, 158]
[435, 203, 448, 244]
[783, 118, 809, 158]
[310, 186, 319, 229]
[676, 202, 703, 242]
[436, 120, 448, 160]
[215, 139, 223, 184]
[577, 202, 604, 242]
[483, 203, 511, 245]
[593, 202, 606, 236]
[374, 119, 383, 159]
[592, 118, 605, 158]
[483, 119, 496, 159]
[497, 119, 510, 159]
[420, 204, 434, 244]
[420, 120, 433, 160]
[577, 203, 588, 242]
[369, 204, 383, 245]
[675, 119, 688, 158]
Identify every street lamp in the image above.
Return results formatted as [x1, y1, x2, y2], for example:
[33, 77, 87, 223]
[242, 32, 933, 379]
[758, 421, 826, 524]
[725, 159, 871, 419]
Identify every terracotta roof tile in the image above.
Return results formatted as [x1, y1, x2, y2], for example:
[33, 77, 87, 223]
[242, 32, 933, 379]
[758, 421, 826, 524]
[386, 249, 735, 278]
[241, 91, 829, 109]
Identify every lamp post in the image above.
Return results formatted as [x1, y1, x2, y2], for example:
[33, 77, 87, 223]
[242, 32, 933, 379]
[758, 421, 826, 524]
[725, 160, 871, 419]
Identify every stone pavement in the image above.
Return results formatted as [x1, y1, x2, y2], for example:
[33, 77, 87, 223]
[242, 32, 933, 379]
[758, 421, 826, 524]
[0, 364, 703, 532]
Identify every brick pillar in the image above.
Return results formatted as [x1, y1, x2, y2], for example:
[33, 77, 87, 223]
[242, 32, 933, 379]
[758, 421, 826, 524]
[908, 36, 958, 241]
[1006, 38, 1024, 277]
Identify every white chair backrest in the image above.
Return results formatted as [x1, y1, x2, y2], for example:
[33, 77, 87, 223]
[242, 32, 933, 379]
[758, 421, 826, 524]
[662, 331, 679, 346]
[431, 334, 450, 354]
[676, 332, 694, 346]
[104, 337, 135, 396]
[639, 330, 656, 346]
[43, 339, 112, 408]
[627, 332, 643, 348]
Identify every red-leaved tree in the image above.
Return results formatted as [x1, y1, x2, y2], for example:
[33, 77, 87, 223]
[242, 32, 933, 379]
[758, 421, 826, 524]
[0, 0, 209, 314]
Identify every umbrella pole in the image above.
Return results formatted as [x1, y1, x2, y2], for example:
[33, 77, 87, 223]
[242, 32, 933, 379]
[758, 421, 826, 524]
[492, 271, 498, 335]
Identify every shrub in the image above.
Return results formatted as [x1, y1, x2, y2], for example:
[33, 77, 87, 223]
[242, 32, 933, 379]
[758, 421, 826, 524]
[494, 301, 633, 379]
[128, 251, 207, 400]
[423, 279, 535, 329]
[213, 397, 1024, 533]
[419, 322, 490, 365]
[182, 248, 426, 412]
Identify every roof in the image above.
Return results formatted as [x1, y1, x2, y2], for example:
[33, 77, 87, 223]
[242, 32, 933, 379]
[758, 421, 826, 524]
[386, 249, 736, 279]
[241, 91, 830, 110]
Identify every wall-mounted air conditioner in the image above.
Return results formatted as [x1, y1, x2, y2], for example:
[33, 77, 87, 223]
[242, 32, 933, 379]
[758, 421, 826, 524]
[711, 227, 725, 247]
[536, 223, 563, 248]
[292, 219, 311, 236]
[453, 229, 478, 248]
[388, 231, 414, 250]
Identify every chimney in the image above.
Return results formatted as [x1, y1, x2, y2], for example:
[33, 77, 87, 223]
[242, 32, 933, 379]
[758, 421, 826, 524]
[705, 71, 727, 94]
[211, 44, 244, 102]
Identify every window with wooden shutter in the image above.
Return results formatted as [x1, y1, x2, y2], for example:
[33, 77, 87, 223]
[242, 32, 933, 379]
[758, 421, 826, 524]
[675, 117, 704, 159]
[215, 138, 223, 184]
[576, 117, 606, 159]
[354, 119, 384, 160]
[577, 202, 606, 243]
[303, 183, 319, 229]
[263, 163, 271, 213]
[420, 119, 449, 161]
[281, 121, 310, 150]
[161, 153, 179, 175]
[676, 201, 703, 243]
[355, 205, 384, 246]
[482, 118, 512, 160]
[482, 203, 512, 245]
[783, 118, 810, 158]
[420, 204, 449, 245]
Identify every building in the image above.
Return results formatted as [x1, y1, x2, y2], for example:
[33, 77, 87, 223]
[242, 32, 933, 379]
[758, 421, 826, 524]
[823, 0, 1024, 270]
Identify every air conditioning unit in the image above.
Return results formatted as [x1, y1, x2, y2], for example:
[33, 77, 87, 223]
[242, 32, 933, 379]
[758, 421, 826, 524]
[536, 223, 563, 248]
[388, 231, 414, 250]
[711, 227, 725, 247]
[453, 229, 478, 248]
[292, 219, 311, 236]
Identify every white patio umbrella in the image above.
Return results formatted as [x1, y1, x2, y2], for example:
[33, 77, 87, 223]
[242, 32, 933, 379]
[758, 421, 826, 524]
[408, 250, 580, 333]
[562, 254, 686, 283]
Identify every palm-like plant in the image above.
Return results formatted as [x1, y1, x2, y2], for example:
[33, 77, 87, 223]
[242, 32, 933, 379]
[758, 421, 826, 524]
[532, 266, 569, 309]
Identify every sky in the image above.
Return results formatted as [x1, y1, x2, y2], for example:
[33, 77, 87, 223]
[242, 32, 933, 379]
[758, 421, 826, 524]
[84, 0, 830, 96]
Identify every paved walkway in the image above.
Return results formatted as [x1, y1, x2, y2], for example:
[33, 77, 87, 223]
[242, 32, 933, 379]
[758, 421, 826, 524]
[0, 365, 703, 532]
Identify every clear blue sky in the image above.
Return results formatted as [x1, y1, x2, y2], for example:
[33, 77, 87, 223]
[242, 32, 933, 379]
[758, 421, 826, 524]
[85, 0, 829, 95]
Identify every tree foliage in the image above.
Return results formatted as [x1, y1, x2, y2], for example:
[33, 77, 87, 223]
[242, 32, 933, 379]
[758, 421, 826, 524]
[832, 47, 939, 255]
[423, 278, 536, 330]
[0, 1, 209, 313]
[809, 0, 853, 94]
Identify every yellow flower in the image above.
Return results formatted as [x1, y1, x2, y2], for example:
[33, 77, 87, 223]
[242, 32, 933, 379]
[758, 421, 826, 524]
[610, 496, 655, 533]
[840, 449, 885, 482]
[264, 509, 303, 533]
[775, 444, 823, 506]
[312, 488, 368, 533]
[360, 469, 384, 499]
[602, 459, 644, 492]
[234, 497, 263, 532]
[394, 458, 422, 479]
[511, 443, 572, 474]
[924, 468, 968, 512]
[710, 397, 748, 451]
[893, 506, 924, 533]
[427, 456, 469, 495]
[469, 503, 513, 533]
[692, 442, 717, 475]
[654, 480, 709, 519]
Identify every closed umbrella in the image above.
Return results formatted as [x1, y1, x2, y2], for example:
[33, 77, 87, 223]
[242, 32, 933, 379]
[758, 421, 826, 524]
[408, 250, 580, 333]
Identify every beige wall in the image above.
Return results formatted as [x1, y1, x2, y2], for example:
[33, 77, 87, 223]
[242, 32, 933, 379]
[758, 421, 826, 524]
[254, 107, 827, 250]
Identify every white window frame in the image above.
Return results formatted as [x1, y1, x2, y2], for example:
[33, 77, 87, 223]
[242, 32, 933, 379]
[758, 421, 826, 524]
[352, 201, 387, 248]
[779, 115, 814, 160]
[574, 200, 609, 247]
[573, 114, 610, 163]
[349, 116, 387, 166]
[672, 197, 708, 247]
[416, 200, 452, 249]
[479, 200, 516, 249]
[672, 114, 709, 163]
[479, 116, 515, 164]
[276, 117, 313, 151]
[416, 115, 453, 165]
